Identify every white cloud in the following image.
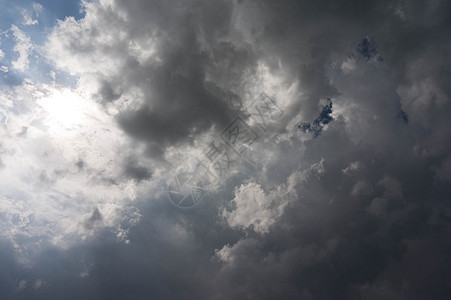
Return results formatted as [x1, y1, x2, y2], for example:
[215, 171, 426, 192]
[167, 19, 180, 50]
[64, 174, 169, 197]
[44, 2, 129, 77]
[22, 13, 38, 26]
[1, 1, 449, 298]
[21, 3, 43, 26]
[0, 79, 152, 252]
[220, 182, 289, 235]
[10, 25, 32, 72]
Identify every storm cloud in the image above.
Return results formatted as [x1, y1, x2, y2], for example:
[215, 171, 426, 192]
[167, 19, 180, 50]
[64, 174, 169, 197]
[0, 0, 450, 299]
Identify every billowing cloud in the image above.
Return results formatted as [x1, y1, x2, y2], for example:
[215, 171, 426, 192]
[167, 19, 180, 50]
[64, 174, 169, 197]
[0, 79, 147, 251]
[0, 0, 450, 299]
[220, 181, 290, 234]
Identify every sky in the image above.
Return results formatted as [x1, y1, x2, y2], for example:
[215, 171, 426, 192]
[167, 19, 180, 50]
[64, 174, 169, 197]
[0, 0, 450, 299]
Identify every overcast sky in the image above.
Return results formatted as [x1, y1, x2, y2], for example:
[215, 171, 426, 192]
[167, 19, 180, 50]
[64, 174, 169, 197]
[0, 0, 450, 299]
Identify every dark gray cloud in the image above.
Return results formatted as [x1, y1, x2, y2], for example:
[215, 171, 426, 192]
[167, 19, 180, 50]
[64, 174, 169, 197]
[84, 207, 103, 230]
[5, 0, 450, 299]
[97, 80, 122, 103]
[122, 158, 152, 182]
[47, 0, 248, 159]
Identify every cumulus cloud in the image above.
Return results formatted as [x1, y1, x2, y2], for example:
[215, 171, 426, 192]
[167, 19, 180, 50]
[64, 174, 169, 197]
[44, 0, 246, 159]
[1, 0, 450, 299]
[220, 181, 289, 234]
[0, 79, 147, 252]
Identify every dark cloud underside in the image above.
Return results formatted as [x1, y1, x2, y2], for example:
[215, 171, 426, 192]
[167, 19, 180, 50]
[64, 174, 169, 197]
[2, 0, 451, 299]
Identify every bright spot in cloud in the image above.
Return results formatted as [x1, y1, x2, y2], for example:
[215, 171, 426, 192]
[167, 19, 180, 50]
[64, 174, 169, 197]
[38, 88, 94, 134]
